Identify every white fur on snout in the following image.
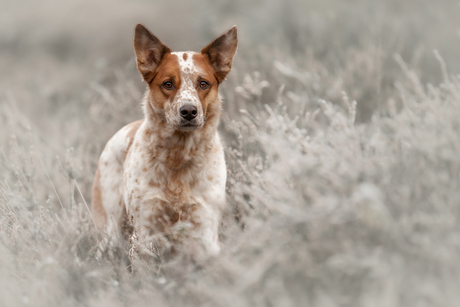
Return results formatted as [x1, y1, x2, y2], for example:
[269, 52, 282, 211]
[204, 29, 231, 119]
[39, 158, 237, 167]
[170, 52, 204, 127]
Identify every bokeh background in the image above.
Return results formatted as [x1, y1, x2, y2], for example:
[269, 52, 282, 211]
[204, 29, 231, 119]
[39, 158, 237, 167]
[1, 0, 460, 306]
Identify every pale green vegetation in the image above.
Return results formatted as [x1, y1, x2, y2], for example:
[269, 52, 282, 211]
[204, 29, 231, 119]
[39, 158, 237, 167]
[1, 0, 460, 306]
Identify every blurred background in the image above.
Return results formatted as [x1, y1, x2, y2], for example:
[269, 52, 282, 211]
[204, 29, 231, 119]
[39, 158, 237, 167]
[2, 0, 459, 172]
[2, 0, 459, 122]
[1, 0, 460, 306]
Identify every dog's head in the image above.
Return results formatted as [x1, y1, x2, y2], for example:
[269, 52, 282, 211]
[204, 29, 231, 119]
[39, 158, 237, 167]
[134, 24, 238, 132]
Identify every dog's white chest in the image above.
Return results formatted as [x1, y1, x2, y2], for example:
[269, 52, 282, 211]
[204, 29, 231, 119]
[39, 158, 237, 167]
[122, 125, 226, 252]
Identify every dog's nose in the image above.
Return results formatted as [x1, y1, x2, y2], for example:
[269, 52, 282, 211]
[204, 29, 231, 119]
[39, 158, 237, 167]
[180, 104, 198, 121]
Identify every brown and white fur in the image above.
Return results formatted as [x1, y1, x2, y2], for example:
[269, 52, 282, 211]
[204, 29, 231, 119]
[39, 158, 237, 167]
[91, 24, 238, 255]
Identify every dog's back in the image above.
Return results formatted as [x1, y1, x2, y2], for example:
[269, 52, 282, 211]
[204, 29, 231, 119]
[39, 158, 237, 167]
[92, 120, 143, 233]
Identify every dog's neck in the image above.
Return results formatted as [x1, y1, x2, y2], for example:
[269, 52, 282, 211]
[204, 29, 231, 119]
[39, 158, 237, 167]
[141, 94, 221, 171]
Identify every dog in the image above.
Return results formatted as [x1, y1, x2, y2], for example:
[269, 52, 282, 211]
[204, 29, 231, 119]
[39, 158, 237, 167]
[91, 23, 237, 256]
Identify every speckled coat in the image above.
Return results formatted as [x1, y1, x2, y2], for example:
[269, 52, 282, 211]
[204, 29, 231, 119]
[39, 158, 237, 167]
[91, 24, 238, 255]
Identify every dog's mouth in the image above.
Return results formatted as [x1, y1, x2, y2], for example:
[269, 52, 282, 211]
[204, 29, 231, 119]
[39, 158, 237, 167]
[176, 121, 200, 131]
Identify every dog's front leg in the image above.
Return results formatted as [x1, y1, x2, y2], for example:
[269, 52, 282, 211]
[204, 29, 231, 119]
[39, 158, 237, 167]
[188, 203, 221, 256]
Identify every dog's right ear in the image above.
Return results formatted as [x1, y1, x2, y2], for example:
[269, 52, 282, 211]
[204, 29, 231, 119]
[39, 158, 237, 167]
[134, 23, 171, 83]
[201, 26, 238, 83]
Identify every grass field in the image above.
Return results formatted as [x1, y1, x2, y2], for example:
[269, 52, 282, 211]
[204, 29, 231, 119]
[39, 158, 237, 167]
[1, 0, 460, 306]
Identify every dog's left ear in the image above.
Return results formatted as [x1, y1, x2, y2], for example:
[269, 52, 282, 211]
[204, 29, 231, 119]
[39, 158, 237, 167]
[201, 26, 238, 83]
[134, 23, 171, 83]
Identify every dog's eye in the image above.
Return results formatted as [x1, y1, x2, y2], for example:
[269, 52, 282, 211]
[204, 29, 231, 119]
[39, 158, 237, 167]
[163, 81, 174, 89]
[199, 81, 209, 89]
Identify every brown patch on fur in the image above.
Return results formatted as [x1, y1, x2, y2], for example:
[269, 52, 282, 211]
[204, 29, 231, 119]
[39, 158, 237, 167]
[147, 53, 181, 111]
[193, 53, 222, 119]
[147, 200, 201, 233]
[91, 168, 107, 230]
[144, 128, 154, 139]
[121, 205, 134, 240]
[182, 53, 188, 61]
[149, 180, 157, 187]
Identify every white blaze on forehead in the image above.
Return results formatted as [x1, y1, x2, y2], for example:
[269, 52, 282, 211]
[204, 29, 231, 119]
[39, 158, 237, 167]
[172, 51, 201, 106]
[174, 51, 200, 74]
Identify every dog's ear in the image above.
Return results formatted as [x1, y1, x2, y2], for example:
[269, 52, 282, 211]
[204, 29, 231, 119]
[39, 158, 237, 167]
[201, 26, 238, 83]
[134, 23, 171, 83]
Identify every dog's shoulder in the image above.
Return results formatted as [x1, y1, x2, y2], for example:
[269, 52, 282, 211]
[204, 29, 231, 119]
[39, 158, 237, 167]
[102, 119, 144, 164]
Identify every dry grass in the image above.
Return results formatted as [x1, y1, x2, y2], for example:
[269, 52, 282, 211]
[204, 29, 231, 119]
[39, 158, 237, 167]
[1, 0, 460, 306]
